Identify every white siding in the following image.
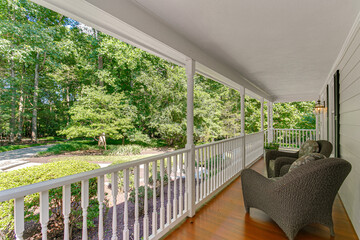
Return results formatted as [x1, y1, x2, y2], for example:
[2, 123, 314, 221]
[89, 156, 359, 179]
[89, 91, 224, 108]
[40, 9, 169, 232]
[324, 15, 360, 237]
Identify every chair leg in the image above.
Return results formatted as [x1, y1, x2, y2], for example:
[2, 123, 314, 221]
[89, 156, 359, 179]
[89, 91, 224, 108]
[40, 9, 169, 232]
[329, 225, 335, 237]
[244, 203, 250, 213]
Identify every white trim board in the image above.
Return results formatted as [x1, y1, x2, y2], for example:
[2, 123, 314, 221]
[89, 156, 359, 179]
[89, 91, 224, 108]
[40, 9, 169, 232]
[320, 10, 360, 96]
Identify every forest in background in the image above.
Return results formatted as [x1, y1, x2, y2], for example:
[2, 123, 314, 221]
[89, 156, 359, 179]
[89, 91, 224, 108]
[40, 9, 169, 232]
[0, 0, 315, 148]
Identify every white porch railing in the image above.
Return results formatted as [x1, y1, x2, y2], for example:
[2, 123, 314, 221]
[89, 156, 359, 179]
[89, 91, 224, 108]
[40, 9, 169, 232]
[245, 132, 265, 167]
[265, 128, 316, 149]
[0, 132, 264, 240]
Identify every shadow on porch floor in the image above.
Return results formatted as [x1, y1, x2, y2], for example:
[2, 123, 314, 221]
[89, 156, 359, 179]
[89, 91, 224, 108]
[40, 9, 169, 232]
[164, 158, 358, 240]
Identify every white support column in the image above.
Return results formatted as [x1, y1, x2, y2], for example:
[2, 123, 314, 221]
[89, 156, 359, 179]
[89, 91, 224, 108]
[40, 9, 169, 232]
[240, 87, 246, 169]
[267, 102, 274, 143]
[185, 57, 196, 217]
[260, 97, 264, 131]
[316, 113, 320, 140]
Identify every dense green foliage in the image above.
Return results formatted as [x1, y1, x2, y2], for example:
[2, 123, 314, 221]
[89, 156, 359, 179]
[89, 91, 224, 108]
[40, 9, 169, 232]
[104, 144, 144, 156]
[0, 0, 316, 148]
[0, 160, 100, 239]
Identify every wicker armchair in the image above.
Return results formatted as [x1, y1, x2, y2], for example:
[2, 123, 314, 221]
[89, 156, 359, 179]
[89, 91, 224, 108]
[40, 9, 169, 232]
[265, 140, 333, 178]
[241, 158, 351, 240]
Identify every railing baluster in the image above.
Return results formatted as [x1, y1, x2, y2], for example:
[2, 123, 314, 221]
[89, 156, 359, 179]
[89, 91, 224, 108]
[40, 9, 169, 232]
[210, 145, 213, 193]
[111, 172, 118, 240]
[195, 149, 199, 203]
[123, 169, 129, 240]
[97, 176, 105, 240]
[160, 159, 165, 230]
[222, 142, 225, 185]
[208, 146, 211, 193]
[81, 180, 89, 240]
[230, 141, 233, 177]
[144, 163, 149, 240]
[226, 142, 229, 180]
[62, 185, 71, 240]
[172, 155, 178, 219]
[40, 190, 49, 240]
[200, 147, 204, 200]
[179, 153, 183, 214]
[167, 157, 172, 225]
[204, 147, 209, 198]
[184, 153, 188, 212]
[152, 161, 157, 236]
[212, 144, 216, 190]
[134, 166, 140, 240]
[14, 197, 24, 240]
[216, 142, 219, 188]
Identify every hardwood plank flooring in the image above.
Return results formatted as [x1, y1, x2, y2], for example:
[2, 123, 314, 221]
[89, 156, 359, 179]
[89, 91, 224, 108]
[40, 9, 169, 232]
[164, 159, 358, 240]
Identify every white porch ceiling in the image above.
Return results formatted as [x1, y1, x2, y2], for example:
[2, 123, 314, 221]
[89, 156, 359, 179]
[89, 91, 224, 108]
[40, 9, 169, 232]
[34, 0, 360, 102]
[133, 0, 360, 102]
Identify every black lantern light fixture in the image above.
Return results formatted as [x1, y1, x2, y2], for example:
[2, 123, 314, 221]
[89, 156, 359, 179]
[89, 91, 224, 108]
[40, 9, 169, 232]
[314, 99, 325, 115]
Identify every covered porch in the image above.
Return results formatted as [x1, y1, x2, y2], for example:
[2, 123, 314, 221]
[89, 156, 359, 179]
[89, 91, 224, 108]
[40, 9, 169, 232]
[1, 0, 360, 239]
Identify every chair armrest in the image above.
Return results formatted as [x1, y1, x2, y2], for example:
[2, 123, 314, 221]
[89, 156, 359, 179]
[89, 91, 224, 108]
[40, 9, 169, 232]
[266, 150, 299, 161]
[274, 157, 297, 177]
[265, 150, 299, 177]
[241, 169, 272, 201]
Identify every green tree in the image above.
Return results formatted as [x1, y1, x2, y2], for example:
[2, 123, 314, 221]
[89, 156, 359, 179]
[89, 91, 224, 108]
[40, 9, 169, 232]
[59, 86, 135, 145]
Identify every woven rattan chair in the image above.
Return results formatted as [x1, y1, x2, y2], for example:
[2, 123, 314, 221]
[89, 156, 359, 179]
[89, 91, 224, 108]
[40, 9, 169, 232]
[241, 158, 351, 240]
[265, 140, 333, 178]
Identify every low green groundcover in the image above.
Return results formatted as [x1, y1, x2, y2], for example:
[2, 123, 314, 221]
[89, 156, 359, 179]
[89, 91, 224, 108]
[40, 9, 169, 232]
[0, 160, 100, 239]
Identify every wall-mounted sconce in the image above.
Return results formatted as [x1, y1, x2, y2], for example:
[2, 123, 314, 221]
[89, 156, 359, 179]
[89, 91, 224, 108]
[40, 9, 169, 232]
[314, 99, 325, 115]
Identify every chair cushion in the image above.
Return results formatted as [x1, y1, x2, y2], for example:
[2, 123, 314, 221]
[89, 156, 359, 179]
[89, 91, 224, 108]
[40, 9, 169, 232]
[289, 153, 326, 172]
[269, 160, 275, 175]
[298, 140, 319, 158]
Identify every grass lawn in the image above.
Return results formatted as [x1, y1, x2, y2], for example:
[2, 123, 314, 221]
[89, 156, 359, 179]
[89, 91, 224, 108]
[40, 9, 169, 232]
[49, 154, 156, 163]
[37, 140, 99, 156]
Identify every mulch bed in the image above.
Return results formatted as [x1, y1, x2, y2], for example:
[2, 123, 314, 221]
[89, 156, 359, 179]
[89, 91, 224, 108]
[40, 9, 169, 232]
[83, 178, 187, 240]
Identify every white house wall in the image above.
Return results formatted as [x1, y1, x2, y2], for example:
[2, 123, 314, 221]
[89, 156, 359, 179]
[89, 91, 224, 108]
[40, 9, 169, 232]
[322, 13, 360, 237]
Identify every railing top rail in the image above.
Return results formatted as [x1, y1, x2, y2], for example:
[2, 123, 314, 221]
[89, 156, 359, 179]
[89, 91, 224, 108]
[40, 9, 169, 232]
[245, 131, 264, 137]
[194, 131, 264, 149]
[272, 128, 316, 131]
[195, 135, 244, 149]
[0, 148, 190, 202]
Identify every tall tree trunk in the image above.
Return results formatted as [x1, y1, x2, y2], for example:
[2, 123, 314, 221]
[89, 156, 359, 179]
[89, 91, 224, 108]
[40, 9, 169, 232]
[98, 55, 104, 87]
[94, 28, 104, 87]
[10, 58, 16, 143]
[17, 65, 26, 141]
[17, 89, 24, 141]
[31, 52, 40, 142]
[66, 85, 70, 124]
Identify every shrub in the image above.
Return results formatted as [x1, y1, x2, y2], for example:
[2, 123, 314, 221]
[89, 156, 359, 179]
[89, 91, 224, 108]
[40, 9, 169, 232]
[127, 130, 151, 144]
[148, 171, 169, 187]
[0, 160, 100, 239]
[129, 186, 153, 216]
[264, 143, 279, 150]
[105, 145, 143, 156]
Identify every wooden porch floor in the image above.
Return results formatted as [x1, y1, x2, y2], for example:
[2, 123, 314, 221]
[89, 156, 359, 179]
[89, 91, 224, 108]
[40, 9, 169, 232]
[164, 159, 358, 240]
